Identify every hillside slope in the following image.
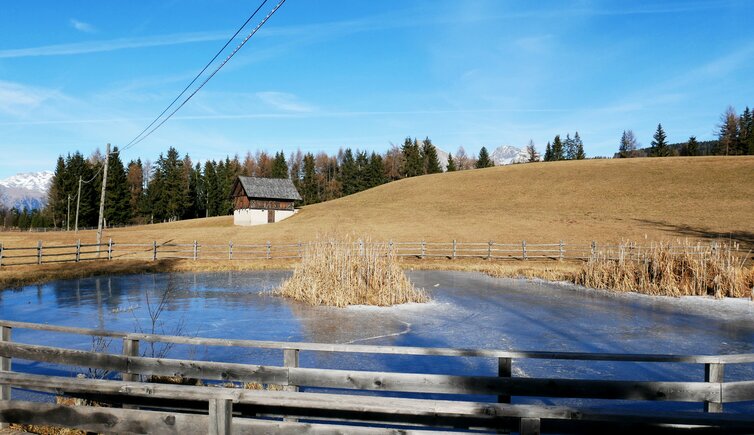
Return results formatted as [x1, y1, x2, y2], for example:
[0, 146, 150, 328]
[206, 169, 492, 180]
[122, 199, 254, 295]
[2, 156, 753, 247]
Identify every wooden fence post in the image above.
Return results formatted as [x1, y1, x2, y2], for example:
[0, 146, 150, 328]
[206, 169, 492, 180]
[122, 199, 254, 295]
[421, 240, 426, 259]
[228, 241, 233, 260]
[121, 338, 139, 382]
[284, 348, 300, 392]
[498, 357, 511, 404]
[359, 239, 365, 256]
[559, 240, 564, 261]
[0, 325, 11, 429]
[152, 241, 157, 261]
[519, 417, 541, 435]
[284, 348, 300, 422]
[0, 242, 3, 268]
[266, 241, 271, 259]
[704, 363, 724, 412]
[76, 239, 81, 262]
[193, 240, 198, 261]
[388, 240, 393, 256]
[107, 238, 113, 261]
[297, 241, 302, 258]
[487, 240, 493, 260]
[522, 240, 527, 260]
[209, 398, 233, 435]
[452, 239, 457, 259]
[37, 240, 43, 264]
[591, 240, 596, 258]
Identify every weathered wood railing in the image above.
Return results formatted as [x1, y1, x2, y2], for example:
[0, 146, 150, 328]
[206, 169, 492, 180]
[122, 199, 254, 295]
[1, 239, 748, 267]
[0, 320, 752, 434]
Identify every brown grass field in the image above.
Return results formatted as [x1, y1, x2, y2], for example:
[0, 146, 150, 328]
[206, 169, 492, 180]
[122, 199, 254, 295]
[1, 156, 753, 291]
[2, 156, 753, 248]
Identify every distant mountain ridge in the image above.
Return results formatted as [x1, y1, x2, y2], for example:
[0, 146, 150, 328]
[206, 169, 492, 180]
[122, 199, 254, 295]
[436, 145, 528, 169]
[0, 171, 52, 211]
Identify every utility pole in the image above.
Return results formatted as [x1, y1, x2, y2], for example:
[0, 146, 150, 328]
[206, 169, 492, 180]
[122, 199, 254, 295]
[74, 176, 82, 233]
[66, 194, 71, 231]
[96, 143, 110, 257]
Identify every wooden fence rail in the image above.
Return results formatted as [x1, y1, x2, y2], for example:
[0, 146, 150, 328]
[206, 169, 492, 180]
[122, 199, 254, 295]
[1, 239, 749, 267]
[0, 320, 752, 434]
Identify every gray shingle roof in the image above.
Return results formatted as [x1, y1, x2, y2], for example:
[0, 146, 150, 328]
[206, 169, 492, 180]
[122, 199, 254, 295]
[236, 176, 302, 201]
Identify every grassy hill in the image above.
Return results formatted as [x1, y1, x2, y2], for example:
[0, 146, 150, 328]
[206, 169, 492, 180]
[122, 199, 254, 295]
[2, 156, 753, 248]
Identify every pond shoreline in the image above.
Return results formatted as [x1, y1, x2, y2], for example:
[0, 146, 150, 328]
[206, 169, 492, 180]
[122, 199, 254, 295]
[1, 258, 751, 301]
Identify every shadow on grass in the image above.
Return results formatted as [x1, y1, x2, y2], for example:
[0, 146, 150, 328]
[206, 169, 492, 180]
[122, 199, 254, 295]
[634, 219, 754, 251]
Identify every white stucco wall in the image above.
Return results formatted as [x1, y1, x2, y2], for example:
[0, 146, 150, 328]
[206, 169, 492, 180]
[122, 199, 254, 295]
[233, 209, 297, 226]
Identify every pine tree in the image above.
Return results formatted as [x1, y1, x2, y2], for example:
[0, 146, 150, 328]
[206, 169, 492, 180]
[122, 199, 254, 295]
[551, 135, 564, 161]
[271, 152, 288, 178]
[618, 130, 638, 158]
[446, 153, 457, 171]
[301, 153, 317, 204]
[544, 142, 552, 161]
[574, 132, 585, 159]
[48, 156, 67, 228]
[420, 137, 442, 174]
[738, 106, 753, 155]
[684, 136, 699, 156]
[203, 160, 218, 217]
[339, 148, 358, 195]
[104, 147, 132, 225]
[525, 140, 539, 162]
[650, 123, 669, 157]
[126, 159, 144, 219]
[563, 134, 576, 160]
[716, 106, 739, 155]
[367, 152, 387, 188]
[475, 146, 493, 168]
[400, 137, 422, 177]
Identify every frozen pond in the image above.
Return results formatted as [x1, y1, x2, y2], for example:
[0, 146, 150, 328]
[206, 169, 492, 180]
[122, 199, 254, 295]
[1, 270, 753, 412]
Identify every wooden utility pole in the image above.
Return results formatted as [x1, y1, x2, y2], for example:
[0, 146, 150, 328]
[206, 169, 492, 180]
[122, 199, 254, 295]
[74, 176, 82, 233]
[66, 194, 71, 232]
[96, 144, 110, 257]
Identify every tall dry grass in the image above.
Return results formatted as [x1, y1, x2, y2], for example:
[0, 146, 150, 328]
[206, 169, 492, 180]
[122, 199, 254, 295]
[575, 241, 754, 298]
[274, 235, 428, 307]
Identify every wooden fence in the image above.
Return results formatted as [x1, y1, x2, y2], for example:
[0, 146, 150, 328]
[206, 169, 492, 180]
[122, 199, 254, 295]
[0, 320, 753, 434]
[1, 239, 749, 267]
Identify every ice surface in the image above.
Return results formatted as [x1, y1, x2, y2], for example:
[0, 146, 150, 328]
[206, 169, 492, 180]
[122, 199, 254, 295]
[2, 270, 752, 412]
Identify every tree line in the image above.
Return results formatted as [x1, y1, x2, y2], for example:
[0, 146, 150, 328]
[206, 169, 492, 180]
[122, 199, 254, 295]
[617, 105, 754, 158]
[20, 138, 503, 229]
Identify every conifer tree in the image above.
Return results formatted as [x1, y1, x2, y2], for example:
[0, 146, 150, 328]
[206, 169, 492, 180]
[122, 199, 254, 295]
[367, 152, 387, 188]
[301, 153, 317, 204]
[618, 130, 638, 158]
[475, 146, 493, 168]
[126, 159, 144, 219]
[544, 142, 552, 161]
[420, 137, 442, 174]
[339, 148, 358, 195]
[203, 160, 218, 217]
[400, 137, 423, 177]
[716, 106, 739, 155]
[271, 152, 288, 178]
[104, 147, 132, 225]
[738, 106, 753, 155]
[48, 156, 67, 228]
[564, 134, 576, 160]
[684, 136, 699, 156]
[551, 135, 564, 161]
[446, 153, 457, 171]
[650, 123, 669, 157]
[525, 140, 539, 162]
[574, 132, 586, 159]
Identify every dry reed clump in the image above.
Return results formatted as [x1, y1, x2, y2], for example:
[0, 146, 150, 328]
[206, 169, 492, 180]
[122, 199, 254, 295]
[574, 241, 754, 298]
[274, 235, 428, 307]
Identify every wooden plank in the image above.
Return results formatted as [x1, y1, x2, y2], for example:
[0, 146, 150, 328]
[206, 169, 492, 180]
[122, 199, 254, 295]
[0, 320, 751, 364]
[284, 348, 300, 392]
[209, 398, 232, 435]
[0, 326, 9, 430]
[705, 362, 724, 412]
[0, 399, 206, 434]
[722, 380, 754, 403]
[122, 338, 139, 382]
[498, 357, 511, 404]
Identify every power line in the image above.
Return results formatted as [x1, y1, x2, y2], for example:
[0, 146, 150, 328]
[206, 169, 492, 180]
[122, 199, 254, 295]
[120, 0, 286, 153]
[121, 0, 271, 152]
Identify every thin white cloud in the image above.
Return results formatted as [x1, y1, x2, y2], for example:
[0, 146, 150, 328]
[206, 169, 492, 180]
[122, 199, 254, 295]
[0, 31, 228, 59]
[70, 19, 97, 33]
[256, 92, 314, 113]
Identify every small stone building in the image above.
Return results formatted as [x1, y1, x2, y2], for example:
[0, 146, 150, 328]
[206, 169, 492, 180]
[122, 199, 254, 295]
[231, 176, 302, 226]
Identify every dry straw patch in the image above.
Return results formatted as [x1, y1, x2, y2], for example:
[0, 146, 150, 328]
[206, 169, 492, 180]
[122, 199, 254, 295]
[274, 235, 428, 307]
[575, 241, 754, 298]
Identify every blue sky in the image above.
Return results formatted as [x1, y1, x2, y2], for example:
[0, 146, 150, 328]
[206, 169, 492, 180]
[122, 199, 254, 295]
[1, 0, 753, 177]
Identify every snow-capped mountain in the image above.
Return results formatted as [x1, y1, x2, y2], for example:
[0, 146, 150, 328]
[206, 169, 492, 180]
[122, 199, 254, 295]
[0, 171, 52, 211]
[490, 145, 528, 165]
